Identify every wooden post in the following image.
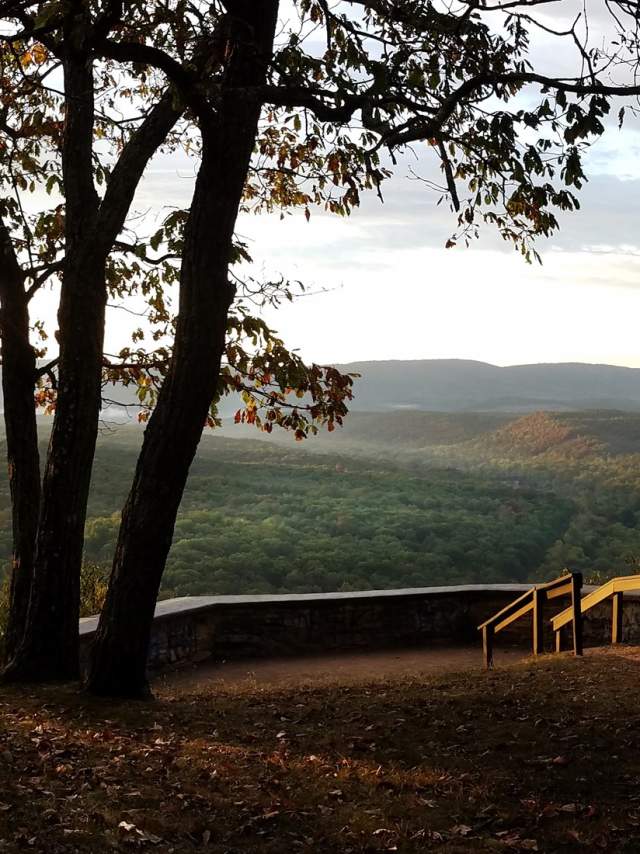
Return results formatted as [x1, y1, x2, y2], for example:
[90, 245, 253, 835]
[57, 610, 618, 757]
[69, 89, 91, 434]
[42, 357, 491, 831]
[571, 572, 583, 657]
[533, 588, 543, 655]
[612, 591, 623, 644]
[482, 625, 494, 669]
[555, 629, 562, 653]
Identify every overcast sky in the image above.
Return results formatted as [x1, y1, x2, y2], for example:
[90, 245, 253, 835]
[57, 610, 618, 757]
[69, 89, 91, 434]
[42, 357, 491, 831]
[139, 129, 640, 369]
[245, 1, 640, 368]
[40, 1, 640, 370]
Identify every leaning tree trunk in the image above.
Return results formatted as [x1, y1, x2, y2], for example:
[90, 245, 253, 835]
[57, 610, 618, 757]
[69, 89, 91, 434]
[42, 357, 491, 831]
[87, 0, 280, 698]
[0, 219, 40, 662]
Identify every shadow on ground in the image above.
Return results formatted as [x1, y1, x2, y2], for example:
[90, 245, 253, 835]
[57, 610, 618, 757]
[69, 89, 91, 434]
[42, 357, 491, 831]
[155, 643, 525, 691]
[1, 646, 640, 852]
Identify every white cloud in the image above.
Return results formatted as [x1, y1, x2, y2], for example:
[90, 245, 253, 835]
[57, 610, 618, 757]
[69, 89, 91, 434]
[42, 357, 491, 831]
[34, 1, 640, 371]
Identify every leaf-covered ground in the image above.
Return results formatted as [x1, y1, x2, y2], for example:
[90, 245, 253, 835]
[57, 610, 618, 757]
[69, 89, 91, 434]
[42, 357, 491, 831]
[1, 648, 639, 852]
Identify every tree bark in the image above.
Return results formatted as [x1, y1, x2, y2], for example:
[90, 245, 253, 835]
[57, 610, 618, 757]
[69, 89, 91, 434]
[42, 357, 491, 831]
[87, 0, 280, 698]
[3, 9, 102, 680]
[3, 14, 182, 683]
[0, 218, 40, 663]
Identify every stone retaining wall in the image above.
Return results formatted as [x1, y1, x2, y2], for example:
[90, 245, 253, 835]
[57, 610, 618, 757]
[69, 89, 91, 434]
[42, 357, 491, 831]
[78, 583, 640, 673]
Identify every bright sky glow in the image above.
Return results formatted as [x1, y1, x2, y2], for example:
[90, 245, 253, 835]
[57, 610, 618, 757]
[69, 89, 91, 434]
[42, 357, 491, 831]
[110, 128, 640, 369]
[34, 1, 640, 371]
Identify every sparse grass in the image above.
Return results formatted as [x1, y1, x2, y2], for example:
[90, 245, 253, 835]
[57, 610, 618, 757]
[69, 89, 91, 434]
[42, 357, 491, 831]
[1, 649, 640, 852]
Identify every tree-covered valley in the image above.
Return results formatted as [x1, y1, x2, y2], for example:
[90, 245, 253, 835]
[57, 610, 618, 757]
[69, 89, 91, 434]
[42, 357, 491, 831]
[3, 408, 640, 600]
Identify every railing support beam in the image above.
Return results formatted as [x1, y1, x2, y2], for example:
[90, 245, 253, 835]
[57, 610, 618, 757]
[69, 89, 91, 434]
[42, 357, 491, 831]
[571, 572, 583, 657]
[482, 625, 494, 669]
[533, 588, 544, 655]
[612, 591, 623, 644]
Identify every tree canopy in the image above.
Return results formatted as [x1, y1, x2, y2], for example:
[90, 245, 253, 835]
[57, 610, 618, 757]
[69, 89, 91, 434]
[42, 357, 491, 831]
[0, 0, 639, 696]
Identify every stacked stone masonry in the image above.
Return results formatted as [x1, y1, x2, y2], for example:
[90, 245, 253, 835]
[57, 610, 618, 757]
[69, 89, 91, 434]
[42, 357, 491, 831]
[78, 583, 640, 674]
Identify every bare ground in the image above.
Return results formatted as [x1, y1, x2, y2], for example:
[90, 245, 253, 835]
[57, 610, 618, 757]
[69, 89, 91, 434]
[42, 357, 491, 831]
[156, 644, 525, 691]
[1, 646, 640, 852]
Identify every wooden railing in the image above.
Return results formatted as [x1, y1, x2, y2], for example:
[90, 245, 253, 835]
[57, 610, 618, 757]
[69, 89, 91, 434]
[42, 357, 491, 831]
[478, 573, 583, 668]
[551, 574, 640, 650]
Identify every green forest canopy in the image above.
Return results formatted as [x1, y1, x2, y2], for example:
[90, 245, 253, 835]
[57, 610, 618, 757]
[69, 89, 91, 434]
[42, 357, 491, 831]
[3, 409, 640, 598]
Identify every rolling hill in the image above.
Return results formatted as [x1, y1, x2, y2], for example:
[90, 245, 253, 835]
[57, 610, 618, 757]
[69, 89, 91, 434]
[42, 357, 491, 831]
[5, 360, 640, 595]
[8, 359, 640, 419]
[222, 407, 640, 464]
[336, 359, 640, 412]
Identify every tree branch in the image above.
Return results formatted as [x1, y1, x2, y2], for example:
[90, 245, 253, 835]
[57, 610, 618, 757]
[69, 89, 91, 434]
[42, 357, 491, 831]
[94, 38, 212, 124]
[437, 139, 460, 212]
[25, 260, 64, 301]
[113, 240, 181, 266]
[93, 0, 123, 42]
[95, 89, 184, 256]
[35, 358, 59, 387]
[378, 72, 640, 149]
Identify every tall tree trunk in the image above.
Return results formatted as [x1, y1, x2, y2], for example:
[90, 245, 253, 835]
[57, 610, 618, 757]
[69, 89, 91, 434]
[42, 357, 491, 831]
[3, 9, 103, 680]
[2, 74, 183, 681]
[4, 21, 106, 681]
[87, 0, 280, 698]
[4, 262, 105, 681]
[0, 219, 40, 663]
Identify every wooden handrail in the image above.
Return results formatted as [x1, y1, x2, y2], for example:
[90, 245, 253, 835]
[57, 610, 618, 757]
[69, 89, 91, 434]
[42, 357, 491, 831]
[551, 580, 615, 631]
[478, 573, 582, 669]
[478, 587, 534, 631]
[551, 573, 640, 649]
[539, 574, 585, 594]
[478, 574, 582, 633]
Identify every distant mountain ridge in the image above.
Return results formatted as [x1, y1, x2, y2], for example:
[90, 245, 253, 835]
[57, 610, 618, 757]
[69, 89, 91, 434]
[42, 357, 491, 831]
[336, 359, 640, 413]
[2, 359, 640, 417]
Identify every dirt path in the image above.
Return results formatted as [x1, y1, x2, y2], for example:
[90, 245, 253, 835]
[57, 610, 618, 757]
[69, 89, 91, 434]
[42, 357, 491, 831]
[156, 643, 526, 692]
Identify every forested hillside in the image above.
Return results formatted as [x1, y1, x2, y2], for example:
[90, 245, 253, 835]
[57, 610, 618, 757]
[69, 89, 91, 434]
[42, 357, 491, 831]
[0, 425, 571, 595]
[298, 409, 640, 581]
[1, 410, 640, 596]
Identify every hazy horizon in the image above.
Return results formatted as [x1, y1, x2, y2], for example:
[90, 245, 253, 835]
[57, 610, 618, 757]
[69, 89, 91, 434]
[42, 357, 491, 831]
[334, 357, 640, 370]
